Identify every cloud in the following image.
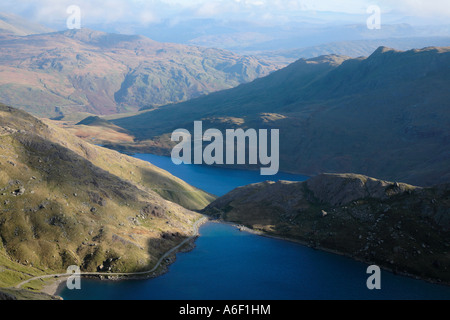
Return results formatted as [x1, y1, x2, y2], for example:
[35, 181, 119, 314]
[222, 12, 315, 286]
[385, 0, 450, 18]
[0, 0, 449, 28]
[0, 0, 163, 26]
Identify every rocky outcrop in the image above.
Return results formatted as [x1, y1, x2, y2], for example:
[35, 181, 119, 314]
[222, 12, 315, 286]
[0, 290, 17, 300]
[140, 203, 166, 219]
[203, 173, 450, 284]
[306, 173, 414, 206]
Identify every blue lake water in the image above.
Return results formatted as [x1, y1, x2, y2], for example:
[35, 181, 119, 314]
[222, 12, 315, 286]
[60, 154, 450, 300]
[133, 153, 309, 196]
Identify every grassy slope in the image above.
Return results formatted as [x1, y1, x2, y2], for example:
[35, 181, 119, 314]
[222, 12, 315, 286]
[0, 104, 212, 293]
[40, 119, 215, 211]
[204, 174, 450, 284]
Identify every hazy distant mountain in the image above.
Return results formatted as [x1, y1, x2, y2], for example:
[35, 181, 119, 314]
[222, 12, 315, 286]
[186, 22, 450, 54]
[88, 17, 450, 55]
[0, 12, 53, 36]
[258, 37, 450, 63]
[0, 27, 280, 117]
[111, 46, 450, 187]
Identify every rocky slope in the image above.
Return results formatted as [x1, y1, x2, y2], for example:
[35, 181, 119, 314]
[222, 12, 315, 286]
[110, 46, 450, 187]
[0, 28, 279, 117]
[204, 173, 450, 284]
[0, 104, 214, 293]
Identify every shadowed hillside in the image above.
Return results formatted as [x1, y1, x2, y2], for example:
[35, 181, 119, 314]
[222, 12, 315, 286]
[203, 173, 450, 284]
[110, 46, 450, 187]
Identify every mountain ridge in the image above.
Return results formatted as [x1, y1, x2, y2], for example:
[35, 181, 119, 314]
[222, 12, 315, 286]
[203, 173, 450, 284]
[108, 46, 450, 187]
[0, 26, 280, 117]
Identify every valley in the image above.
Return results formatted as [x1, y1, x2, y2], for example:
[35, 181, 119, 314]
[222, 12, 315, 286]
[92, 46, 450, 188]
[0, 6, 449, 301]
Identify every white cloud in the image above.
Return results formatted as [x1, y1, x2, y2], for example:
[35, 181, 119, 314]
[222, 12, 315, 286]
[1, 0, 449, 27]
[385, 0, 450, 18]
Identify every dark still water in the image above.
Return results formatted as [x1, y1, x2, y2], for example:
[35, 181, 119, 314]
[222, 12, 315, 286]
[61, 154, 450, 300]
[61, 222, 450, 300]
[133, 153, 308, 196]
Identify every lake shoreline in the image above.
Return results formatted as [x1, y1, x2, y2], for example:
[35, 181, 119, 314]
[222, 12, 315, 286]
[41, 217, 208, 299]
[212, 219, 450, 288]
[43, 153, 449, 299]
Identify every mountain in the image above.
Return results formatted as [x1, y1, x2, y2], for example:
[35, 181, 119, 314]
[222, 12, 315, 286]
[0, 103, 214, 294]
[0, 12, 53, 36]
[258, 37, 450, 63]
[0, 28, 280, 118]
[186, 22, 450, 55]
[203, 173, 450, 284]
[110, 46, 450, 187]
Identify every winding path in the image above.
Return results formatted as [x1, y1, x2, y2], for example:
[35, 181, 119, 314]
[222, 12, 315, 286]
[15, 216, 208, 290]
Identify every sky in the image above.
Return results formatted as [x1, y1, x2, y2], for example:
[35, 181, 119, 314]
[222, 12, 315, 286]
[1, 0, 450, 29]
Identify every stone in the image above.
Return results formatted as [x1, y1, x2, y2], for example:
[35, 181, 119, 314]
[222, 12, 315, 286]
[12, 187, 25, 196]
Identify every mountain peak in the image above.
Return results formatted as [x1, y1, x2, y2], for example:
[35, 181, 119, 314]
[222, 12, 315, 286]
[369, 46, 399, 57]
[60, 27, 106, 37]
[307, 53, 352, 66]
[306, 173, 414, 206]
[368, 45, 450, 60]
[57, 28, 148, 46]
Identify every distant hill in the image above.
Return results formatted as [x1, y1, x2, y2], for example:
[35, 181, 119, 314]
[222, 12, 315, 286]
[0, 12, 53, 36]
[187, 22, 450, 55]
[258, 37, 450, 63]
[76, 116, 128, 132]
[203, 173, 450, 284]
[0, 104, 214, 292]
[111, 46, 450, 187]
[0, 28, 280, 117]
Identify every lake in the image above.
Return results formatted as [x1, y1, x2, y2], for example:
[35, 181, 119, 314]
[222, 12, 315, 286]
[60, 154, 450, 300]
[133, 153, 309, 196]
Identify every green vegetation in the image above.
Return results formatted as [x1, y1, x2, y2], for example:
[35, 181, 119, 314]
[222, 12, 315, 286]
[0, 104, 213, 297]
[0, 287, 59, 300]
